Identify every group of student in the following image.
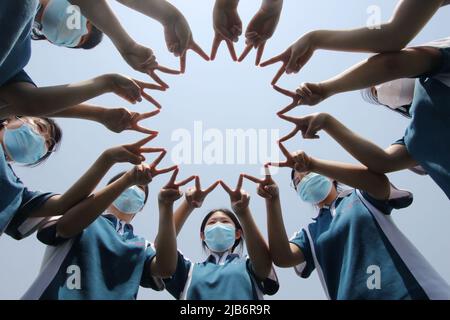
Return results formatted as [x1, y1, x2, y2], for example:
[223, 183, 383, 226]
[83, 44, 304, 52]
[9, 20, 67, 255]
[1, 0, 450, 300]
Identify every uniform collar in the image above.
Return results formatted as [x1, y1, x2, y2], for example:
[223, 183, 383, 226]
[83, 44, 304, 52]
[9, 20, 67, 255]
[207, 250, 240, 265]
[102, 213, 133, 235]
[314, 188, 354, 219]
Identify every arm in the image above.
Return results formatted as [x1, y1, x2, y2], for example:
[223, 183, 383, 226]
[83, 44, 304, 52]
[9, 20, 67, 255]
[116, 0, 181, 25]
[173, 199, 194, 236]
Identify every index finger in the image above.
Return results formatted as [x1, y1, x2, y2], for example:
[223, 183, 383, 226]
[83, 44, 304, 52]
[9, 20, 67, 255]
[147, 70, 169, 89]
[278, 113, 299, 124]
[180, 53, 186, 74]
[155, 65, 181, 75]
[273, 85, 297, 99]
[219, 180, 234, 195]
[278, 141, 293, 160]
[135, 79, 166, 91]
[137, 110, 160, 120]
[238, 44, 252, 62]
[271, 62, 287, 85]
[151, 150, 167, 167]
[141, 92, 162, 109]
[243, 174, 264, 184]
[225, 39, 238, 62]
[133, 134, 158, 147]
[210, 35, 222, 61]
[191, 41, 210, 61]
[255, 42, 266, 66]
[260, 51, 285, 67]
[168, 167, 180, 185]
[155, 165, 178, 176]
[195, 176, 201, 191]
[236, 174, 244, 190]
[176, 175, 196, 187]
[277, 102, 298, 115]
[204, 180, 220, 194]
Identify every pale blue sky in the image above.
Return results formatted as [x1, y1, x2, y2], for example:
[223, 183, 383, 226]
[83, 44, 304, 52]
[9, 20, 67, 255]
[1, 0, 449, 300]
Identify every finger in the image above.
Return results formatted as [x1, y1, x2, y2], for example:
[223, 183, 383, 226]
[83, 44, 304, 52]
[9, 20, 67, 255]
[133, 134, 158, 147]
[139, 147, 165, 154]
[210, 35, 222, 61]
[278, 141, 293, 160]
[277, 102, 298, 115]
[204, 180, 220, 194]
[147, 70, 169, 89]
[137, 109, 160, 120]
[125, 150, 144, 164]
[180, 53, 186, 74]
[155, 165, 178, 175]
[258, 187, 273, 199]
[267, 161, 289, 168]
[133, 124, 158, 135]
[168, 167, 179, 185]
[155, 65, 181, 75]
[176, 175, 196, 187]
[151, 150, 167, 167]
[271, 62, 287, 85]
[255, 42, 266, 66]
[225, 39, 238, 62]
[243, 174, 264, 184]
[219, 180, 234, 195]
[264, 165, 272, 179]
[278, 113, 299, 124]
[141, 92, 162, 109]
[135, 79, 166, 91]
[191, 41, 210, 61]
[260, 52, 285, 67]
[238, 44, 252, 62]
[236, 174, 244, 191]
[273, 85, 297, 99]
[195, 176, 201, 191]
[279, 127, 300, 142]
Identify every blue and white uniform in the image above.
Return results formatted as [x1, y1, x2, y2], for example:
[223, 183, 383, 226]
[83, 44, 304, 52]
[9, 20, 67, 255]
[22, 214, 164, 300]
[290, 187, 450, 300]
[0, 145, 56, 240]
[164, 251, 279, 300]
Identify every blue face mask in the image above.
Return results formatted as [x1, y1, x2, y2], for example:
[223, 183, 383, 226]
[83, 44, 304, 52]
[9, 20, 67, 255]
[41, 0, 88, 48]
[204, 223, 236, 253]
[297, 173, 333, 204]
[4, 122, 47, 165]
[113, 186, 146, 215]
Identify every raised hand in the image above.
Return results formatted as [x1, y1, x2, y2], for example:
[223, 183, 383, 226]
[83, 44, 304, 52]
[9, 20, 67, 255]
[104, 134, 162, 165]
[163, 13, 210, 74]
[267, 142, 313, 173]
[243, 165, 279, 199]
[295, 82, 329, 106]
[239, 1, 283, 66]
[260, 32, 316, 84]
[211, 0, 242, 61]
[272, 85, 302, 114]
[147, 149, 178, 178]
[104, 74, 166, 108]
[220, 175, 250, 215]
[101, 107, 160, 134]
[158, 168, 196, 205]
[278, 113, 330, 142]
[185, 176, 220, 208]
[119, 42, 180, 88]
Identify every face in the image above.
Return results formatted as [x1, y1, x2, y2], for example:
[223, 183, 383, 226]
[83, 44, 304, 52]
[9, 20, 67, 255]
[201, 211, 241, 241]
[0, 117, 54, 156]
[109, 185, 146, 223]
[292, 170, 311, 190]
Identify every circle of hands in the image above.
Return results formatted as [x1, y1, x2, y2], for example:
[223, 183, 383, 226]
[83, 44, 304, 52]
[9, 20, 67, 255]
[105, 4, 328, 205]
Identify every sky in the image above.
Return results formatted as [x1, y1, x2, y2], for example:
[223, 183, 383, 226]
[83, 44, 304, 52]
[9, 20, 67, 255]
[1, 0, 449, 300]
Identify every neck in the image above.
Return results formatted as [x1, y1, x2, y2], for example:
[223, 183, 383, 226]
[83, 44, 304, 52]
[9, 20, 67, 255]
[107, 206, 134, 224]
[318, 187, 339, 208]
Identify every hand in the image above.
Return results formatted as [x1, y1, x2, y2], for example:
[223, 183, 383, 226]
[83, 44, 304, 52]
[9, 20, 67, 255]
[267, 142, 313, 173]
[272, 85, 302, 114]
[185, 176, 220, 208]
[220, 175, 250, 215]
[243, 165, 279, 199]
[238, 3, 283, 66]
[260, 32, 316, 84]
[211, 1, 242, 61]
[126, 163, 154, 186]
[158, 168, 196, 206]
[119, 42, 180, 88]
[295, 82, 329, 106]
[104, 134, 162, 165]
[163, 13, 210, 73]
[278, 113, 330, 142]
[104, 74, 166, 108]
[101, 107, 160, 134]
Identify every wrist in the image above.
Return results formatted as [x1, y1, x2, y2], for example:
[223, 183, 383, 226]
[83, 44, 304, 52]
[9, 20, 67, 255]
[99, 150, 116, 168]
[261, 0, 283, 12]
[96, 74, 115, 94]
[216, 0, 239, 9]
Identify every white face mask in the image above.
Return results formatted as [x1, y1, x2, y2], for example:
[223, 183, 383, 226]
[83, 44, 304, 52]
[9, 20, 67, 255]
[375, 78, 416, 110]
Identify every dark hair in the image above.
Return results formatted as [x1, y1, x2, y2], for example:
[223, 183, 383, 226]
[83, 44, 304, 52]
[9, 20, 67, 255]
[200, 208, 244, 254]
[77, 24, 103, 50]
[1, 117, 63, 167]
[106, 171, 149, 204]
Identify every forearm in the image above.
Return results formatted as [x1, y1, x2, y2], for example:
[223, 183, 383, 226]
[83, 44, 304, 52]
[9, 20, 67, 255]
[238, 208, 272, 280]
[50, 103, 106, 123]
[310, 158, 391, 200]
[152, 203, 177, 277]
[69, 0, 135, 51]
[261, 0, 283, 11]
[173, 200, 194, 236]
[266, 196, 299, 267]
[56, 174, 132, 238]
[216, 0, 239, 9]
[117, 0, 180, 25]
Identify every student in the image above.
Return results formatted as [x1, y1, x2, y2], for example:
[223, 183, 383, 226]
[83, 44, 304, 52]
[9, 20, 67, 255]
[261, 0, 450, 84]
[245, 144, 450, 299]
[271, 38, 450, 199]
[23, 156, 187, 300]
[211, 0, 284, 65]
[0, 126, 158, 240]
[164, 176, 279, 300]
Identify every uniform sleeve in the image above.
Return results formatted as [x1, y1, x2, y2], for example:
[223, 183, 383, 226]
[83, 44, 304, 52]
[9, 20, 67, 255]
[36, 216, 70, 246]
[246, 259, 279, 296]
[140, 242, 165, 291]
[289, 229, 315, 279]
[163, 251, 192, 299]
[391, 139, 427, 176]
[3, 70, 35, 86]
[420, 47, 450, 83]
[391, 138, 406, 146]
[5, 189, 58, 240]
[360, 183, 413, 215]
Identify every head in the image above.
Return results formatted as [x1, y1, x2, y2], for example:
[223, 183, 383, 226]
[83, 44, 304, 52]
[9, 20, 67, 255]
[200, 209, 244, 255]
[291, 169, 338, 208]
[361, 78, 416, 118]
[106, 172, 149, 223]
[0, 116, 62, 166]
[33, 0, 103, 49]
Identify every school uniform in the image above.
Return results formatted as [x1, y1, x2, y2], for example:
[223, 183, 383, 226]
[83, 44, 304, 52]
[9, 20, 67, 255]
[290, 187, 450, 300]
[164, 250, 279, 300]
[0, 145, 57, 240]
[22, 214, 164, 300]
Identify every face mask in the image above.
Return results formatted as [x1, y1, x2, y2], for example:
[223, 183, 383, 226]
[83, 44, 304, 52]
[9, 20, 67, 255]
[41, 0, 88, 47]
[204, 223, 236, 253]
[297, 173, 333, 204]
[113, 186, 146, 215]
[4, 122, 47, 165]
[375, 78, 415, 110]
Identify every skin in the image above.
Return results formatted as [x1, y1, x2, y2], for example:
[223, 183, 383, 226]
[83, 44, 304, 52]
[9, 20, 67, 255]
[261, 0, 447, 84]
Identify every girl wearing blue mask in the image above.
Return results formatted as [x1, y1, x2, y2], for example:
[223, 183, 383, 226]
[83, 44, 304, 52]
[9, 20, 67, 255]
[0, 119, 157, 240]
[163, 176, 279, 300]
[271, 37, 450, 200]
[23, 154, 187, 300]
[247, 142, 450, 299]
